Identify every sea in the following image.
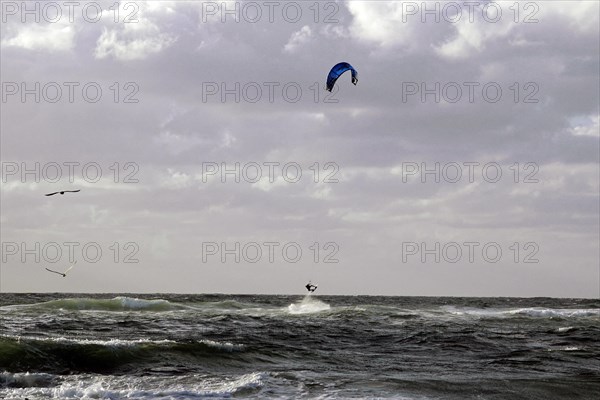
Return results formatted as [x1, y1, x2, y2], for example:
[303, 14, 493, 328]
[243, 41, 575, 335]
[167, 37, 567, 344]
[0, 293, 598, 399]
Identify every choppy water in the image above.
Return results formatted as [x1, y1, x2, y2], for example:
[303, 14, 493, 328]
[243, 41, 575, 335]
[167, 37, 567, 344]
[1, 293, 598, 399]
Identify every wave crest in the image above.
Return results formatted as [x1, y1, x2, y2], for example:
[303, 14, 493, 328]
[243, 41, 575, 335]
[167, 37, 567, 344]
[0, 372, 266, 398]
[0, 335, 245, 374]
[11, 296, 181, 312]
[442, 306, 599, 319]
[287, 295, 331, 314]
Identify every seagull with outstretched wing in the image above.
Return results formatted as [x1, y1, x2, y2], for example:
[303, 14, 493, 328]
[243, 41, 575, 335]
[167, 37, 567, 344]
[45, 189, 80, 196]
[45, 261, 76, 277]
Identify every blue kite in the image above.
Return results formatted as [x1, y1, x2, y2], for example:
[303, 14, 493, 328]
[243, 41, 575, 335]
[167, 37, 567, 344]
[326, 62, 358, 92]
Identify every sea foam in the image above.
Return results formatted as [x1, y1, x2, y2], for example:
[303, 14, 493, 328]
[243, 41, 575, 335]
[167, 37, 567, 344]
[287, 295, 331, 314]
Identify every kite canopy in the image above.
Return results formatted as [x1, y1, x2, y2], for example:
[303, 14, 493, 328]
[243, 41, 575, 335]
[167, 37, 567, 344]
[326, 62, 358, 92]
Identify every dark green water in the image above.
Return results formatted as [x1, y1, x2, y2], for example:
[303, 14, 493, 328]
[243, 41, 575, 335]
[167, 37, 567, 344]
[1, 293, 599, 399]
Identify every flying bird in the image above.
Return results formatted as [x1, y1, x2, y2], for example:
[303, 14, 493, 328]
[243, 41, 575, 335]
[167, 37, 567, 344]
[45, 190, 80, 196]
[45, 261, 76, 278]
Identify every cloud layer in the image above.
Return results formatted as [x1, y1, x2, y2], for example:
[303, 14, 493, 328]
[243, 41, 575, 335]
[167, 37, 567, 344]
[1, 1, 598, 297]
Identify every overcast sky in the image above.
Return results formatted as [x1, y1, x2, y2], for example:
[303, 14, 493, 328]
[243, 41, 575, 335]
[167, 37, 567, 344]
[1, 0, 598, 297]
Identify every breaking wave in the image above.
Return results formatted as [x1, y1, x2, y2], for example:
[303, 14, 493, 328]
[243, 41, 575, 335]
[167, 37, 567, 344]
[442, 306, 598, 319]
[0, 335, 245, 374]
[287, 295, 331, 314]
[1, 371, 266, 399]
[3, 297, 183, 312]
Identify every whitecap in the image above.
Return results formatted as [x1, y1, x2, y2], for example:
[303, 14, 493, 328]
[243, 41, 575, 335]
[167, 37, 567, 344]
[557, 326, 575, 332]
[287, 295, 331, 314]
[506, 308, 599, 318]
[0, 372, 56, 388]
[199, 339, 245, 352]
